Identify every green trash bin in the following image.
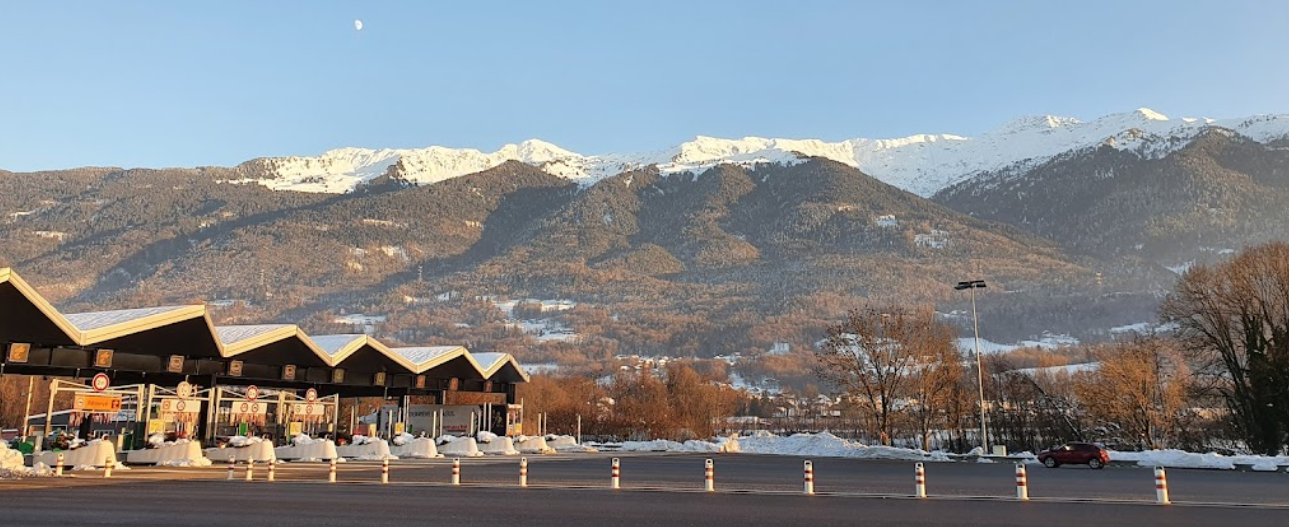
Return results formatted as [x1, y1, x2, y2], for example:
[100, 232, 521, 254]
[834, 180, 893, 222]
[15, 441, 34, 455]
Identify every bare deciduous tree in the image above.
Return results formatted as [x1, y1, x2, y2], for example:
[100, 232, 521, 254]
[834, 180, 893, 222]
[1160, 242, 1289, 454]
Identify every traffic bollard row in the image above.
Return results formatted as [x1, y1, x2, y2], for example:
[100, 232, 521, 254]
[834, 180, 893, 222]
[704, 458, 715, 492]
[328, 458, 337, 483]
[103, 459, 114, 478]
[452, 458, 461, 486]
[55, 453, 64, 477]
[245, 459, 254, 481]
[227, 457, 235, 480]
[381, 456, 390, 484]
[267, 459, 276, 482]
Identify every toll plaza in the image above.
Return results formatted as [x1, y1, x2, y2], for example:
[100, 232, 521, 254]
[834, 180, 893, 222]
[0, 267, 528, 452]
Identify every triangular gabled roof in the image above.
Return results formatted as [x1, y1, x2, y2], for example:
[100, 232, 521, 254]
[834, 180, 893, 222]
[471, 352, 531, 382]
[66, 305, 209, 344]
[390, 345, 482, 375]
[313, 334, 417, 373]
[0, 267, 80, 345]
[216, 324, 333, 366]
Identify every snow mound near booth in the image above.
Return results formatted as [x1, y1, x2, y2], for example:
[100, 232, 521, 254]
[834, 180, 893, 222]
[206, 436, 275, 463]
[514, 436, 555, 454]
[127, 440, 211, 466]
[34, 439, 119, 468]
[437, 436, 483, 457]
[1, 442, 57, 478]
[476, 432, 518, 456]
[390, 435, 441, 458]
[546, 434, 597, 453]
[337, 436, 396, 460]
[275, 434, 339, 461]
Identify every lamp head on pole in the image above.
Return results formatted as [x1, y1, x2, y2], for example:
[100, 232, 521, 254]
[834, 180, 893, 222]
[954, 280, 987, 290]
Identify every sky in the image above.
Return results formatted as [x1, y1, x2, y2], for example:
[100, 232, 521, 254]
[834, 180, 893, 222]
[2, 0, 1288, 171]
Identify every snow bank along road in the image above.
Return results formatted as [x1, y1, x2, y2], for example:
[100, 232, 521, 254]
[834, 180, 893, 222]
[5, 454, 1288, 508]
[0, 478, 1284, 527]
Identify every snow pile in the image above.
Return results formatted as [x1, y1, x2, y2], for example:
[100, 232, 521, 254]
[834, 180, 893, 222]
[514, 436, 554, 454]
[276, 436, 339, 461]
[1109, 449, 1289, 471]
[148, 433, 167, 448]
[478, 436, 519, 456]
[206, 436, 275, 463]
[0, 442, 57, 478]
[476, 431, 498, 443]
[337, 438, 393, 460]
[392, 433, 416, 447]
[615, 432, 949, 461]
[544, 435, 597, 453]
[390, 438, 441, 459]
[438, 437, 483, 457]
[126, 440, 212, 466]
[34, 439, 118, 468]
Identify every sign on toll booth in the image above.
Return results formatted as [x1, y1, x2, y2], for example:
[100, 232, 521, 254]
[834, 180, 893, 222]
[74, 394, 123, 412]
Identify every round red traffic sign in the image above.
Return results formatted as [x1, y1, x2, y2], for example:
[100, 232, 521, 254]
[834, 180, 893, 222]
[239, 402, 250, 413]
[305, 388, 317, 403]
[176, 381, 193, 399]
[176, 400, 187, 412]
[91, 373, 110, 392]
[245, 385, 259, 401]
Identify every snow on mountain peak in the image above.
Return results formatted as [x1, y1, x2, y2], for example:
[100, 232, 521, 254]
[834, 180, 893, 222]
[244, 109, 1289, 196]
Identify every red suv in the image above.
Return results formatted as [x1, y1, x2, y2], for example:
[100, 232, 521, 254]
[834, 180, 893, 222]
[1037, 442, 1110, 469]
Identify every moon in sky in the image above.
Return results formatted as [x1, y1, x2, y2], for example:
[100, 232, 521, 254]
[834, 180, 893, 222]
[354, 19, 363, 31]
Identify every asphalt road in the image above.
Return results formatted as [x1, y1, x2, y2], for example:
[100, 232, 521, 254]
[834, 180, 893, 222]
[3, 453, 1287, 526]
[1, 479, 1286, 527]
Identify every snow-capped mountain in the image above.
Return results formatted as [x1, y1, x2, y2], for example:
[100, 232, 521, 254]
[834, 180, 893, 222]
[238, 109, 1289, 196]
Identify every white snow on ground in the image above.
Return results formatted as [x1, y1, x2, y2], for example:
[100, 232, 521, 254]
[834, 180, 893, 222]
[615, 432, 948, 461]
[1, 442, 58, 478]
[958, 333, 1081, 356]
[1109, 449, 1289, 471]
[392, 433, 416, 446]
[1009, 362, 1100, 377]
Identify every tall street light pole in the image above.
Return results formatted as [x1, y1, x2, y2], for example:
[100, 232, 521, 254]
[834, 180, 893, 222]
[955, 279, 988, 454]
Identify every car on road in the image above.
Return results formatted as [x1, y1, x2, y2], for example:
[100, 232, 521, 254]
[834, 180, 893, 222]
[1037, 442, 1110, 469]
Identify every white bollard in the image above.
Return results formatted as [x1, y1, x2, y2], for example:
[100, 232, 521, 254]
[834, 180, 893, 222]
[267, 459, 276, 482]
[103, 459, 114, 479]
[804, 460, 815, 495]
[381, 456, 389, 484]
[452, 458, 461, 486]
[520, 457, 528, 488]
[227, 456, 235, 480]
[328, 458, 337, 483]
[704, 458, 714, 492]
[1154, 466, 1170, 505]
[245, 459, 254, 481]
[1015, 463, 1028, 501]
[55, 454, 64, 477]
[914, 462, 926, 498]
[611, 458, 621, 490]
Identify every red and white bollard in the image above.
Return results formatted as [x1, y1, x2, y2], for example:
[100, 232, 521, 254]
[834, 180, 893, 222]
[704, 458, 715, 492]
[914, 462, 927, 498]
[245, 459, 254, 481]
[804, 460, 815, 495]
[267, 459, 276, 482]
[328, 458, 337, 483]
[611, 458, 621, 490]
[1015, 463, 1029, 500]
[227, 456, 235, 480]
[381, 456, 390, 484]
[55, 454, 64, 477]
[103, 459, 114, 478]
[452, 458, 461, 486]
[1154, 466, 1170, 505]
[520, 457, 528, 488]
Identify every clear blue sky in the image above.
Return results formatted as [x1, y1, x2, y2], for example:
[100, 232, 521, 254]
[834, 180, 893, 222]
[2, 0, 1288, 171]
